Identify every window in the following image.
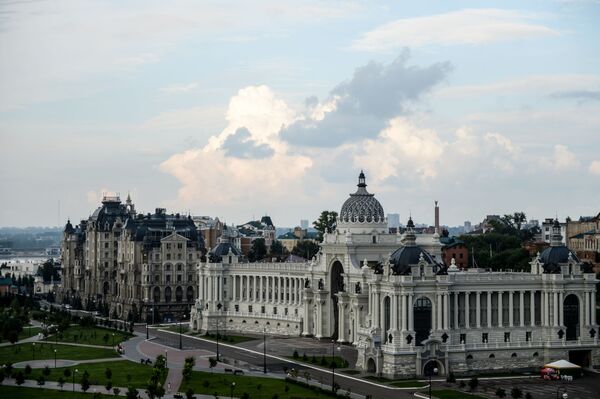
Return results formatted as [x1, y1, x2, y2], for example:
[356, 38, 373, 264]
[235, 305, 239, 312]
[154, 275, 160, 283]
[504, 332, 511, 342]
[459, 253, 463, 259]
[526, 331, 532, 342]
[285, 308, 289, 315]
[105, 233, 109, 239]
[460, 334, 467, 344]
[372, 236, 376, 243]
[482, 333, 488, 343]
[188, 274, 192, 282]
[177, 274, 182, 282]
[248, 305, 253, 312]
[166, 243, 171, 249]
[166, 275, 171, 283]
[104, 242, 109, 248]
[223, 278, 227, 285]
[177, 243, 183, 249]
[295, 309, 298, 315]
[177, 253, 182, 260]
[155, 254, 160, 261]
[177, 264, 182, 271]
[261, 306, 265, 314]
[273, 307, 277, 315]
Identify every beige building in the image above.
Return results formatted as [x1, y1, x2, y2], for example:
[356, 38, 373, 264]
[566, 214, 600, 267]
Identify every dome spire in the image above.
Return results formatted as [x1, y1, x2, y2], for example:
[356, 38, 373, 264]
[358, 170, 366, 188]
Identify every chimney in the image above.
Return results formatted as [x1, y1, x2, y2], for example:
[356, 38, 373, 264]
[434, 200, 440, 234]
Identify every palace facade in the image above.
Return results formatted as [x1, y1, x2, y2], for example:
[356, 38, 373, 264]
[190, 172, 599, 377]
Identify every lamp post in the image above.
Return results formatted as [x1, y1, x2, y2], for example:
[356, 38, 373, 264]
[32, 342, 35, 360]
[112, 332, 115, 347]
[54, 349, 57, 368]
[73, 368, 78, 392]
[165, 349, 168, 364]
[556, 387, 568, 399]
[230, 381, 236, 399]
[263, 327, 267, 374]
[428, 367, 438, 399]
[179, 313, 185, 350]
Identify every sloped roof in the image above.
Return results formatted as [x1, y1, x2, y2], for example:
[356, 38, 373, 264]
[543, 360, 581, 369]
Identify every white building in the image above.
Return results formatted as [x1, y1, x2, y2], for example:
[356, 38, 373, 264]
[190, 172, 599, 377]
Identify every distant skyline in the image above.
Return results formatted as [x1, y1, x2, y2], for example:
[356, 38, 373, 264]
[1, 1, 600, 228]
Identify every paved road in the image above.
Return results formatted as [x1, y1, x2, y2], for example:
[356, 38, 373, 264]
[135, 326, 416, 399]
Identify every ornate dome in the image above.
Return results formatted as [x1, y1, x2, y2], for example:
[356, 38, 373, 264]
[390, 217, 445, 275]
[339, 171, 385, 223]
[539, 246, 579, 273]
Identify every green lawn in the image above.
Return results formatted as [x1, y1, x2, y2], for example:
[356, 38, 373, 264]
[44, 325, 132, 346]
[289, 355, 349, 369]
[18, 326, 42, 341]
[431, 389, 486, 399]
[181, 371, 335, 398]
[390, 380, 427, 388]
[26, 360, 163, 389]
[0, 385, 114, 399]
[0, 342, 117, 364]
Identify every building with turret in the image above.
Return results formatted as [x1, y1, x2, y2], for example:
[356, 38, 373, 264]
[189, 172, 599, 377]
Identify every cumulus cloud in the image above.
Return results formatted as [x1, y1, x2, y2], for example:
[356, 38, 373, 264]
[221, 127, 275, 159]
[589, 160, 600, 175]
[280, 52, 451, 147]
[540, 144, 581, 171]
[160, 85, 312, 208]
[352, 8, 558, 52]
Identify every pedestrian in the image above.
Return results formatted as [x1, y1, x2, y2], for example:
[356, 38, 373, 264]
[168, 382, 171, 392]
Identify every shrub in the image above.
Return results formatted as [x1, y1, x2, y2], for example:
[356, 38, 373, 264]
[468, 377, 479, 391]
[292, 350, 299, 359]
[64, 369, 71, 378]
[15, 371, 25, 385]
[113, 387, 121, 396]
[446, 372, 456, 383]
[106, 380, 113, 391]
[320, 356, 327, 366]
[57, 376, 65, 390]
[302, 353, 308, 361]
[186, 388, 195, 399]
[496, 388, 506, 398]
[459, 380, 466, 388]
[105, 367, 112, 379]
[525, 393, 532, 399]
[511, 387, 523, 398]
[43, 365, 51, 376]
[24, 365, 32, 375]
[311, 355, 317, 363]
[36, 375, 45, 385]
[202, 380, 210, 388]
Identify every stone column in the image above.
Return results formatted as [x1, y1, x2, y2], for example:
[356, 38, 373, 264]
[585, 291, 590, 326]
[408, 294, 414, 331]
[476, 291, 481, 328]
[401, 294, 407, 331]
[443, 293, 449, 330]
[592, 290, 597, 326]
[559, 291, 564, 326]
[487, 292, 492, 327]
[519, 291, 525, 327]
[437, 293, 443, 331]
[232, 275, 236, 301]
[464, 292, 470, 328]
[392, 294, 398, 331]
[454, 292, 459, 329]
[554, 291, 559, 327]
[530, 291, 536, 326]
[498, 291, 503, 327]
[509, 291, 514, 327]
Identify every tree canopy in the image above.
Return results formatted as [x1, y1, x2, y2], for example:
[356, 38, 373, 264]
[248, 238, 267, 262]
[292, 240, 320, 260]
[313, 211, 338, 242]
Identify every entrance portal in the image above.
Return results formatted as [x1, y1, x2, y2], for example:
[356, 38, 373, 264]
[569, 350, 591, 368]
[330, 261, 344, 340]
[423, 360, 442, 376]
[564, 294, 580, 341]
[367, 358, 376, 373]
[414, 297, 432, 345]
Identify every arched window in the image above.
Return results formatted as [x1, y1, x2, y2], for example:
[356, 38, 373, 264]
[175, 286, 183, 302]
[186, 286, 194, 302]
[153, 286, 160, 303]
[165, 263, 171, 271]
[165, 287, 172, 302]
[489, 354, 495, 358]
[533, 352, 539, 357]
[511, 353, 517, 358]
[466, 354, 473, 360]
[384, 296, 391, 342]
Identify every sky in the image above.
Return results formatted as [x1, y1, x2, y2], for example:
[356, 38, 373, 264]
[1, 0, 600, 228]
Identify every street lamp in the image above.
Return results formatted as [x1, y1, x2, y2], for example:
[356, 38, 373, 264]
[73, 368, 78, 392]
[54, 349, 57, 368]
[330, 340, 339, 392]
[556, 387, 568, 399]
[230, 381, 236, 399]
[179, 313, 185, 350]
[428, 367, 439, 399]
[112, 332, 115, 347]
[32, 343, 35, 360]
[263, 327, 267, 374]
[165, 349, 168, 364]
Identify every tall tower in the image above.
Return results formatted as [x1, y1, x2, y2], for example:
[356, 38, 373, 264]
[434, 200, 440, 234]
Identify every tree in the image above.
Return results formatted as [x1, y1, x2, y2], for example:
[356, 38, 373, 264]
[113, 387, 121, 396]
[105, 367, 112, 380]
[182, 356, 195, 382]
[248, 238, 267, 262]
[105, 380, 113, 392]
[468, 377, 479, 391]
[313, 211, 338, 242]
[511, 387, 523, 398]
[208, 357, 217, 371]
[126, 385, 139, 399]
[496, 388, 506, 398]
[292, 240, 319, 260]
[24, 365, 32, 375]
[446, 372, 456, 383]
[43, 365, 51, 376]
[270, 240, 286, 260]
[15, 371, 24, 385]
[81, 372, 90, 392]
[185, 388, 195, 399]
[57, 376, 65, 390]
[64, 369, 71, 378]
[0, 369, 4, 385]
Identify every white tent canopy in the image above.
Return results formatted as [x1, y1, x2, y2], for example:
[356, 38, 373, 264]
[543, 360, 581, 369]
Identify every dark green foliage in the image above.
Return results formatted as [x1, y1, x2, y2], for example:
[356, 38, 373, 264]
[43, 365, 51, 376]
[185, 388, 195, 399]
[525, 393, 532, 399]
[63, 368, 71, 378]
[36, 375, 45, 385]
[446, 372, 456, 383]
[182, 356, 195, 382]
[313, 211, 338, 242]
[105, 367, 112, 379]
[496, 388, 506, 398]
[468, 377, 478, 391]
[292, 240, 320, 260]
[459, 380, 466, 388]
[105, 380, 113, 392]
[57, 376, 65, 389]
[24, 364, 32, 375]
[15, 370, 25, 385]
[248, 238, 267, 262]
[302, 353, 308, 361]
[511, 387, 522, 398]
[126, 385, 139, 399]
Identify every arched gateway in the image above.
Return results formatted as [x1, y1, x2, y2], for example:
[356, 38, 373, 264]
[330, 261, 344, 340]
